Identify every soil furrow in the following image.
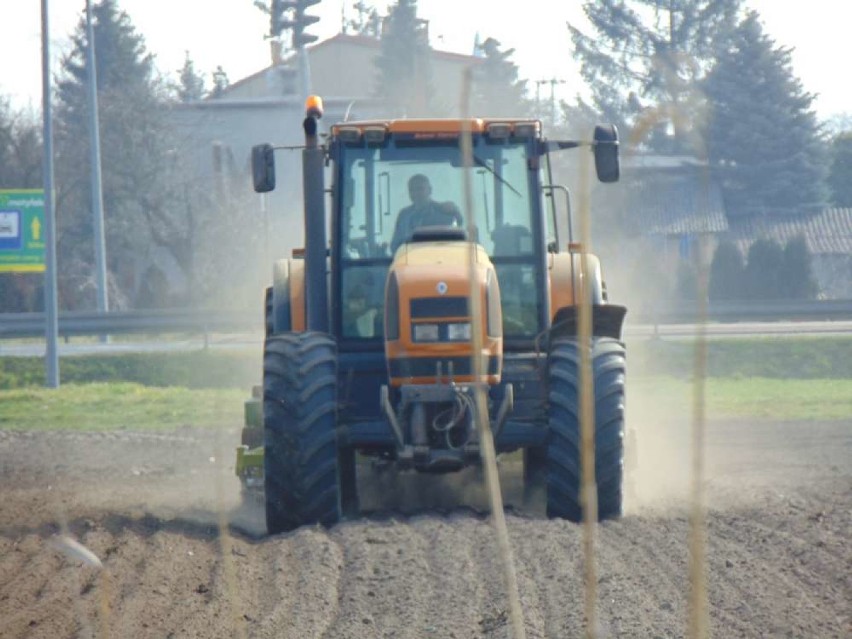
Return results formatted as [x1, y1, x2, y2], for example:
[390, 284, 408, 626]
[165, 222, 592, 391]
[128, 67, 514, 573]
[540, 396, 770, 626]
[0, 419, 848, 638]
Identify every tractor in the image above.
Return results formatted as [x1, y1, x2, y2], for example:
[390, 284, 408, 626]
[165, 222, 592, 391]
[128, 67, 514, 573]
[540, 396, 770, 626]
[235, 96, 627, 534]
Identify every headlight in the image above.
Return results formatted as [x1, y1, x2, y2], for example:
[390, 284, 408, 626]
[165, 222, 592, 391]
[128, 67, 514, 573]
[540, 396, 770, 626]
[413, 323, 440, 342]
[447, 322, 471, 341]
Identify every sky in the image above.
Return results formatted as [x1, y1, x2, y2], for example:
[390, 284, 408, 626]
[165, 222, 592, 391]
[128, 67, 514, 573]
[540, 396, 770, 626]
[1, 0, 850, 120]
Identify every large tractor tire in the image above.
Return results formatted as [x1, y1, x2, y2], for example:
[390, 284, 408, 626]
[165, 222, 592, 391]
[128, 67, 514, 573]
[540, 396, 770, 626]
[263, 331, 356, 534]
[542, 336, 626, 522]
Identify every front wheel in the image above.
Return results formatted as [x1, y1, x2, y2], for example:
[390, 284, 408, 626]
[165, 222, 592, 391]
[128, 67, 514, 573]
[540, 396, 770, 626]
[545, 336, 626, 522]
[264, 332, 351, 534]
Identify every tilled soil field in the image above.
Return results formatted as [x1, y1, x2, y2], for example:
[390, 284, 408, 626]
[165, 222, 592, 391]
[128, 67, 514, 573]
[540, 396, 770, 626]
[1, 417, 849, 638]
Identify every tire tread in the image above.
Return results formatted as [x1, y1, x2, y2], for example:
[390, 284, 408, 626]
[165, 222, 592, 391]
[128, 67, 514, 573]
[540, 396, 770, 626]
[545, 336, 626, 522]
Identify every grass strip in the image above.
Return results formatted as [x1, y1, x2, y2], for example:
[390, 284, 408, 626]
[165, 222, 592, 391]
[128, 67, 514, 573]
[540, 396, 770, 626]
[629, 336, 852, 379]
[631, 376, 852, 422]
[0, 377, 847, 433]
[0, 349, 260, 390]
[0, 383, 245, 431]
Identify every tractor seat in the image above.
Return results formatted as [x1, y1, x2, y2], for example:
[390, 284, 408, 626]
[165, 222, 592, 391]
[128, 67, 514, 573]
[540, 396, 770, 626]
[409, 226, 468, 243]
[491, 224, 532, 256]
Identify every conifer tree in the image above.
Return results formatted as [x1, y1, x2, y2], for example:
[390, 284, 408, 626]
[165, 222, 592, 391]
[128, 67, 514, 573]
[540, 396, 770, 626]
[708, 240, 745, 300]
[346, 1, 381, 37]
[374, 0, 437, 116]
[471, 38, 529, 118]
[781, 236, 817, 299]
[0, 97, 41, 189]
[744, 237, 785, 299]
[828, 133, 852, 207]
[703, 12, 828, 217]
[176, 52, 206, 102]
[569, 0, 741, 148]
[54, 0, 184, 308]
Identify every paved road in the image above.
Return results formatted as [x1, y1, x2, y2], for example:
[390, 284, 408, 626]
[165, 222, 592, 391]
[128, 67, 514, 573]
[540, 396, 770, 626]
[625, 319, 852, 338]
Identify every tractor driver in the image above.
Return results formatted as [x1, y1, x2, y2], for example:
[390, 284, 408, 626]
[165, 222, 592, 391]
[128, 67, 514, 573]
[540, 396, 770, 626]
[390, 174, 463, 252]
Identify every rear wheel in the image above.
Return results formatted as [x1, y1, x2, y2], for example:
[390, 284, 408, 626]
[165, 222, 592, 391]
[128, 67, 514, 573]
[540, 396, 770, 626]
[264, 332, 351, 534]
[545, 336, 626, 522]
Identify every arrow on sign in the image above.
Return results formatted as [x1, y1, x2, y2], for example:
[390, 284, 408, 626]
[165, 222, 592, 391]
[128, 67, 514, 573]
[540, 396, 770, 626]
[31, 217, 41, 241]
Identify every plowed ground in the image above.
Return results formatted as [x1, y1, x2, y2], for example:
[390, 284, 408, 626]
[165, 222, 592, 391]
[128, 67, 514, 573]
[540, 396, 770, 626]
[1, 416, 849, 638]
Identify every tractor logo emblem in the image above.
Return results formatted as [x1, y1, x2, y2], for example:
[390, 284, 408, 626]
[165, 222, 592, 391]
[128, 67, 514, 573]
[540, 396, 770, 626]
[436, 281, 448, 295]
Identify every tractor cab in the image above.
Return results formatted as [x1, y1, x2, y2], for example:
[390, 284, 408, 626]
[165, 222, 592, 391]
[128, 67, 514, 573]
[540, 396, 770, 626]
[331, 118, 554, 347]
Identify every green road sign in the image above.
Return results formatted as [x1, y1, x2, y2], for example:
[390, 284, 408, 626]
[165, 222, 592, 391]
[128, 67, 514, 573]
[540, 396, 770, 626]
[0, 189, 45, 272]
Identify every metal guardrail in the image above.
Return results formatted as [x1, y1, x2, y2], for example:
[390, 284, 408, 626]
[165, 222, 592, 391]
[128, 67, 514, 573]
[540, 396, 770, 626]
[628, 299, 852, 324]
[1, 300, 851, 340]
[0, 308, 259, 339]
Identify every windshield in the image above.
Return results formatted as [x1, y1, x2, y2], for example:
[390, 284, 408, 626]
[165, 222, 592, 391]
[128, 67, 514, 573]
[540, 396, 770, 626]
[338, 137, 538, 259]
[335, 136, 545, 340]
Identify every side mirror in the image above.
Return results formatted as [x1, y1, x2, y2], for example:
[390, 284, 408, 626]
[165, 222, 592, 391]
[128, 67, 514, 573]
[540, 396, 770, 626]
[593, 124, 620, 183]
[251, 143, 276, 193]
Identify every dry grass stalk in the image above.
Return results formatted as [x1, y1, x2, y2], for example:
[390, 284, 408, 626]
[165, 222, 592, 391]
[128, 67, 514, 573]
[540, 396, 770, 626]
[460, 66, 527, 639]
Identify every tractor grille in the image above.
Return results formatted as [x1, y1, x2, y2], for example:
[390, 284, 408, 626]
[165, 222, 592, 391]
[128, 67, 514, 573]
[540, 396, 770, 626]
[410, 296, 469, 319]
[388, 356, 500, 378]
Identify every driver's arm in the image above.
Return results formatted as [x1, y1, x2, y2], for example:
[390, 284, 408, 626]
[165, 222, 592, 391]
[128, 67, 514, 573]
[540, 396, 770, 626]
[440, 201, 463, 227]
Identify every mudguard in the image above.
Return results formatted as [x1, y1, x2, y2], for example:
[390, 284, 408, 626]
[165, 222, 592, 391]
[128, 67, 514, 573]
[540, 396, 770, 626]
[550, 304, 627, 341]
[271, 258, 305, 333]
[548, 252, 605, 315]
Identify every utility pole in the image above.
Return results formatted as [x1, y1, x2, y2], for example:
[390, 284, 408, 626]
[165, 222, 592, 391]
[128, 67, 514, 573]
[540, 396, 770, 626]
[536, 77, 566, 126]
[548, 78, 566, 126]
[535, 80, 545, 119]
[85, 0, 109, 323]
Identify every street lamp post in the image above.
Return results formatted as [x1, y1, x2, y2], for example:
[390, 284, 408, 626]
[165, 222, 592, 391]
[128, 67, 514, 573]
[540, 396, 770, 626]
[41, 0, 59, 387]
[86, 0, 109, 322]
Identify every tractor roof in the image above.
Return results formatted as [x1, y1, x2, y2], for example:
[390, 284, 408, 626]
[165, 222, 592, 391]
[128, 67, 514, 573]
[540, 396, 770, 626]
[331, 118, 541, 138]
